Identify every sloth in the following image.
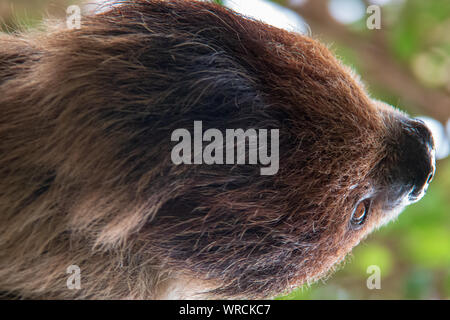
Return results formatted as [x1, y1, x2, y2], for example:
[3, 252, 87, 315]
[0, 0, 436, 299]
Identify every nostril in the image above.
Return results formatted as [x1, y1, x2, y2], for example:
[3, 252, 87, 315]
[426, 172, 434, 184]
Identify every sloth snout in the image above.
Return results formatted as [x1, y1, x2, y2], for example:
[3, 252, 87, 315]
[395, 118, 436, 204]
[404, 119, 436, 202]
[382, 117, 436, 209]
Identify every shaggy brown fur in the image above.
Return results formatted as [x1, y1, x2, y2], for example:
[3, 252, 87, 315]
[0, 0, 432, 299]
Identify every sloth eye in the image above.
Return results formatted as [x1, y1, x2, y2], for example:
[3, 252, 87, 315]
[350, 199, 372, 229]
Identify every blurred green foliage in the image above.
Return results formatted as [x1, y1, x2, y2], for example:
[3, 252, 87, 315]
[390, 0, 450, 89]
[390, 0, 450, 62]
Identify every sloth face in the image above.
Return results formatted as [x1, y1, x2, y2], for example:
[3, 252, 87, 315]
[0, 0, 437, 299]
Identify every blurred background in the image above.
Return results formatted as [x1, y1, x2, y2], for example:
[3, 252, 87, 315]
[1, 0, 448, 300]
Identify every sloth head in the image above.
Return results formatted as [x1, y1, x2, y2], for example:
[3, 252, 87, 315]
[0, 0, 436, 299]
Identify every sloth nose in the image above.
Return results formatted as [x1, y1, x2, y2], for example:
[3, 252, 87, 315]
[399, 118, 436, 203]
